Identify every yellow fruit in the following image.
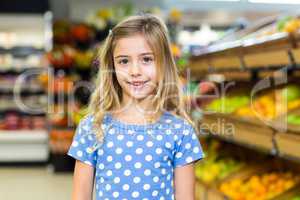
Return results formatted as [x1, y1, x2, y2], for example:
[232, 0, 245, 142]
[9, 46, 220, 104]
[96, 9, 112, 20]
[288, 99, 300, 110]
[169, 8, 182, 22]
[220, 172, 300, 200]
[284, 19, 300, 33]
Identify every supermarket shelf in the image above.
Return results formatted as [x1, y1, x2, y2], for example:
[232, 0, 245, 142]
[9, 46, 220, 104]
[50, 125, 75, 131]
[192, 40, 243, 58]
[0, 108, 47, 115]
[0, 143, 49, 162]
[0, 13, 51, 163]
[189, 30, 300, 74]
[206, 130, 276, 156]
[0, 130, 49, 162]
[275, 132, 300, 163]
[201, 113, 276, 155]
[242, 32, 291, 53]
[0, 46, 44, 57]
[201, 113, 300, 163]
[0, 67, 46, 75]
[288, 124, 300, 134]
[0, 130, 48, 143]
[0, 87, 46, 95]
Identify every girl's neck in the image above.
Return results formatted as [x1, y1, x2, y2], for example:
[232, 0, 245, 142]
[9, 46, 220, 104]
[112, 97, 162, 125]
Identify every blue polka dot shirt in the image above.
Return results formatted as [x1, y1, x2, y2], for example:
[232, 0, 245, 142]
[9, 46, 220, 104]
[68, 111, 204, 200]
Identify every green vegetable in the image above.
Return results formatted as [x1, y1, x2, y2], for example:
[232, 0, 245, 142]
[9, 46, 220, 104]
[292, 196, 300, 200]
[277, 16, 292, 31]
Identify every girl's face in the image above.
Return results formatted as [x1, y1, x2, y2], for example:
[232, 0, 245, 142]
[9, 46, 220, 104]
[113, 34, 158, 101]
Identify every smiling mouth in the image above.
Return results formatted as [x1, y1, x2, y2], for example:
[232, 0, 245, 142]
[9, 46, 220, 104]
[127, 80, 149, 86]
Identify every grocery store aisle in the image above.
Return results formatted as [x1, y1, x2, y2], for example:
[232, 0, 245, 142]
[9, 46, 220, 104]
[0, 167, 73, 200]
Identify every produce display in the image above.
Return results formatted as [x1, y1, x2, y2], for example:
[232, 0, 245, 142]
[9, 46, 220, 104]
[49, 104, 68, 127]
[235, 93, 276, 119]
[48, 20, 94, 157]
[195, 140, 244, 184]
[0, 54, 43, 69]
[206, 96, 249, 114]
[219, 171, 300, 200]
[71, 105, 88, 126]
[190, 11, 300, 200]
[181, 79, 216, 111]
[47, 46, 95, 71]
[0, 112, 46, 130]
[276, 16, 300, 33]
[47, 5, 135, 157]
[220, 15, 300, 44]
[288, 114, 300, 125]
[235, 85, 300, 120]
[47, 47, 75, 69]
[292, 196, 300, 200]
[50, 129, 75, 153]
[51, 75, 74, 94]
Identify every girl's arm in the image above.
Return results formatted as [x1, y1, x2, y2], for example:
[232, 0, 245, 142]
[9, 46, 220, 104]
[174, 163, 195, 200]
[71, 160, 95, 200]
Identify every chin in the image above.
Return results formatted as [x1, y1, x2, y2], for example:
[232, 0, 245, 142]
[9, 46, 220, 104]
[124, 87, 155, 101]
[128, 91, 152, 100]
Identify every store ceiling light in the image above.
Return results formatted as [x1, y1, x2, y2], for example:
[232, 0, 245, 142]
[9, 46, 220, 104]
[249, 0, 300, 4]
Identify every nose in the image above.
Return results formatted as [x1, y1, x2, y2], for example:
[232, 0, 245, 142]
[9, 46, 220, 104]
[129, 60, 141, 77]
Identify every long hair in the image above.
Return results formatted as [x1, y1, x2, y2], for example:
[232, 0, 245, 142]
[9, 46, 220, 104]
[88, 14, 195, 143]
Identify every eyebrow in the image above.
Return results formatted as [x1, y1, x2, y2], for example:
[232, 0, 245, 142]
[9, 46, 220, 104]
[114, 52, 154, 59]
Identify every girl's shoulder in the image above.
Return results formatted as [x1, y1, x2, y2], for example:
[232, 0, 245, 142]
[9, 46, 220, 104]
[77, 112, 193, 133]
[77, 114, 94, 128]
[163, 111, 194, 130]
[77, 113, 111, 127]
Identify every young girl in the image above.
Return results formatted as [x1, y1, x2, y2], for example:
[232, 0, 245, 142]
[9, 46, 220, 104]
[68, 14, 204, 200]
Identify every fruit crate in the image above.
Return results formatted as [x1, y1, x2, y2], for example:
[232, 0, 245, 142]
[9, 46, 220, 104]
[214, 161, 300, 200]
[207, 55, 241, 71]
[195, 180, 208, 200]
[287, 109, 300, 134]
[188, 57, 210, 78]
[275, 186, 300, 200]
[273, 108, 300, 134]
[274, 109, 300, 160]
[211, 71, 251, 81]
[240, 26, 292, 69]
[206, 164, 265, 200]
[195, 164, 264, 200]
[202, 113, 275, 153]
[195, 181, 225, 200]
[275, 132, 300, 161]
[292, 32, 300, 64]
[243, 49, 291, 69]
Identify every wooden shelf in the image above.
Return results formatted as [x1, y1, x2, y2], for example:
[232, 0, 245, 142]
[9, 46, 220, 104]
[275, 132, 300, 161]
[201, 113, 275, 154]
[188, 31, 300, 74]
[200, 111, 300, 164]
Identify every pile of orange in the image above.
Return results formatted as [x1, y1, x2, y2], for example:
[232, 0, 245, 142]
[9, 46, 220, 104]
[219, 172, 299, 200]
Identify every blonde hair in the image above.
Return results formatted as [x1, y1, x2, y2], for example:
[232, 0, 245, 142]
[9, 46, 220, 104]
[88, 14, 196, 143]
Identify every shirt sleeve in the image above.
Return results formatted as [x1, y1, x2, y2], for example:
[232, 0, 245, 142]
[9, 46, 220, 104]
[173, 123, 204, 168]
[67, 115, 98, 167]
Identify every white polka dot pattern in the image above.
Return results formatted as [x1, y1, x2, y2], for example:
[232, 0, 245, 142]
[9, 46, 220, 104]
[67, 112, 204, 199]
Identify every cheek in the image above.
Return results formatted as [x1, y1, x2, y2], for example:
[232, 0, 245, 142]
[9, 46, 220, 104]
[114, 66, 129, 80]
[144, 64, 158, 82]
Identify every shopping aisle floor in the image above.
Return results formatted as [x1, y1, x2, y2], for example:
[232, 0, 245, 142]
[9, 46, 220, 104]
[0, 167, 73, 200]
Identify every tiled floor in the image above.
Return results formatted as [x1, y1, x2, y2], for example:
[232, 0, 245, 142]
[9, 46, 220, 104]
[0, 167, 73, 200]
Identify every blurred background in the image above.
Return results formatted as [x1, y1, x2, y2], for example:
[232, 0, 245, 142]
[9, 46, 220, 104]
[1, 0, 300, 199]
